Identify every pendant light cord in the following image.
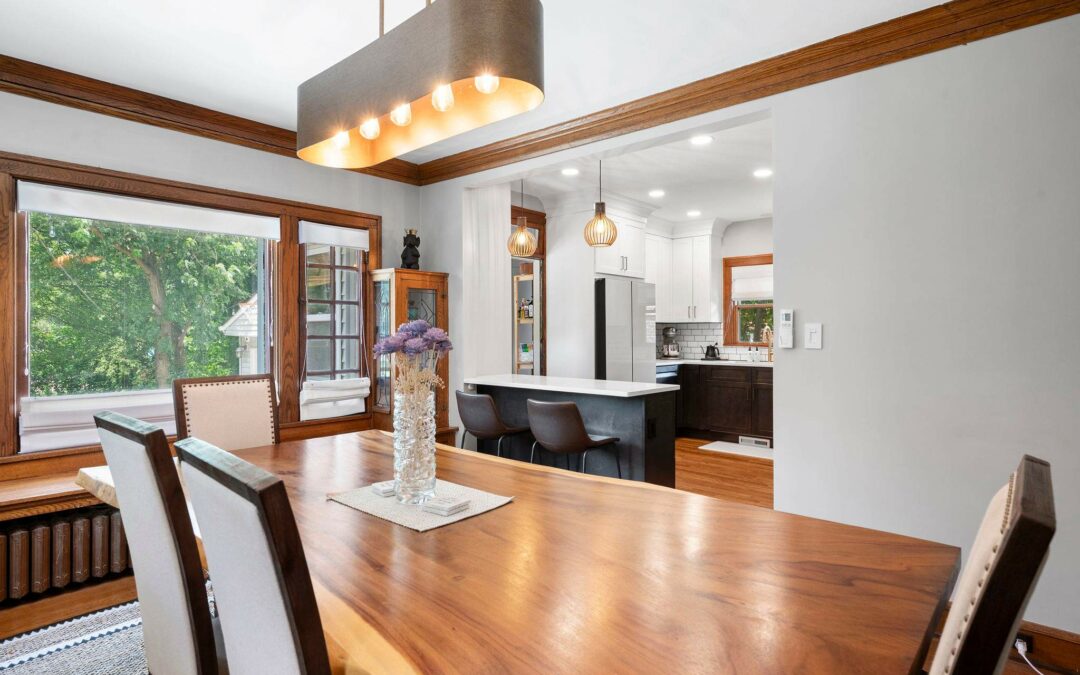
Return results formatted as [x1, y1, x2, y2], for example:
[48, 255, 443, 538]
[599, 160, 603, 202]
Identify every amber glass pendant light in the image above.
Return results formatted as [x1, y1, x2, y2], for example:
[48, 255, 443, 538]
[508, 179, 538, 257]
[297, 0, 545, 169]
[583, 160, 617, 247]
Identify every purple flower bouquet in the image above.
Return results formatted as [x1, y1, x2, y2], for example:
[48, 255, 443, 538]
[374, 320, 452, 504]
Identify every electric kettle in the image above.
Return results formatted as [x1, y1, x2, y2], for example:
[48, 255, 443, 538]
[704, 343, 720, 359]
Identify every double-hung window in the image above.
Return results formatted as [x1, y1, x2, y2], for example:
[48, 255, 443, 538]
[17, 182, 278, 452]
[724, 258, 774, 347]
[299, 221, 371, 420]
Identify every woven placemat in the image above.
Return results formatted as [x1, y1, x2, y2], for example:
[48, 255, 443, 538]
[328, 480, 513, 532]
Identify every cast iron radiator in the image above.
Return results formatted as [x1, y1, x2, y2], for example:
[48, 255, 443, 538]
[0, 506, 130, 605]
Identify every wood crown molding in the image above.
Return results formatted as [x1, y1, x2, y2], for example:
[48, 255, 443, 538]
[415, 0, 1080, 184]
[0, 55, 421, 185]
[2, 0, 1078, 187]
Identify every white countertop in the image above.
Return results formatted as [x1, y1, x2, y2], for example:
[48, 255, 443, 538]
[466, 374, 680, 398]
[656, 359, 774, 368]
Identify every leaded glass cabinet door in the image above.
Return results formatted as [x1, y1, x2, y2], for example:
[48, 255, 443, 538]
[371, 270, 393, 412]
[370, 269, 451, 442]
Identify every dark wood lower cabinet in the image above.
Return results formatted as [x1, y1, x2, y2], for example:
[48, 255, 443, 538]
[678, 364, 772, 442]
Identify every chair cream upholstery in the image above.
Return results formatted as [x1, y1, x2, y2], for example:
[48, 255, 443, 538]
[929, 455, 1055, 675]
[94, 412, 219, 675]
[173, 375, 278, 451]
[176, 437, 330, 675]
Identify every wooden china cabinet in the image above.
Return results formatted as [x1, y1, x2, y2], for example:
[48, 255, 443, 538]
[370, 268, 456, 445]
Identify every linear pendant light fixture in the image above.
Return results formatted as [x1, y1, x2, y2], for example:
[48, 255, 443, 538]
[297, 0, 545, 169]
[508, 179, 538, 257]
[583, 160, 617, 247]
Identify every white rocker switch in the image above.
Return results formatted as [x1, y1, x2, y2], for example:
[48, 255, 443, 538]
[804, 323, 823, 349]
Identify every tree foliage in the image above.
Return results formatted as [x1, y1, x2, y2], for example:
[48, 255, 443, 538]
[29, 212, 262, 396]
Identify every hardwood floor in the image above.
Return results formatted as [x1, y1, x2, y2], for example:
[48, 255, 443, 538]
[675, 437, 773, 508]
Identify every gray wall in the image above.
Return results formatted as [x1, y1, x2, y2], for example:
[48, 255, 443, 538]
[0, 92, 420, 266]
[772, 15, 1080, 630]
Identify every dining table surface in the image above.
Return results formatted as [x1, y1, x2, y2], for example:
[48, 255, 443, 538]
[80, 429, 960, 674]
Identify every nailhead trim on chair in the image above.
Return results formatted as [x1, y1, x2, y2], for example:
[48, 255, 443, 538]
[181, 379, 277, 443]
[942, 471, 1016, 673]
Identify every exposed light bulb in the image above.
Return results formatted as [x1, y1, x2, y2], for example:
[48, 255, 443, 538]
[390, 103, 413, 127]
[687, 210, 702, 218]
[690, 135, 713, 146]
[753, 167, 774, 178]
[432, 84, 455, 112]
[474, 73, 500, 94]
[359, 118, 381, 140]
[648, 189, 665, 198]
[560, 167, 580, 177]
[332, 130, 350, 148]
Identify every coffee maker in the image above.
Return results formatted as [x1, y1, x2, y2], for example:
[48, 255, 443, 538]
[660, 327, 681, 359]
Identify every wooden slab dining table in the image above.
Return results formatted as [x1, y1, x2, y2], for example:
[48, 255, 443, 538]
[215, 430, 956, 674]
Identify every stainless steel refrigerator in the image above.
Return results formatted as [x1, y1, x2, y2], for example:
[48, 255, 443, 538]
[595, 278, 657, 383]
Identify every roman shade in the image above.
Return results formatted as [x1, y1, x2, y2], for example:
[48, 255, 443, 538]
[17, 182, 280, 240]
[731, 264, 774, 301]
[298, 220, 369, 250]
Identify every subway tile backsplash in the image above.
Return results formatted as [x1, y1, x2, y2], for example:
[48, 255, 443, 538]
[656, 323, 770, 362]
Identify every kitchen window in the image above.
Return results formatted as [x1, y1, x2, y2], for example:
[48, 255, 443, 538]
[723, 254, 774, 347]
[17, 181, 277, 452]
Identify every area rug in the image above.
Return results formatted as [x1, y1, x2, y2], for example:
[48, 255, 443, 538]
[0, 586, 214, 674]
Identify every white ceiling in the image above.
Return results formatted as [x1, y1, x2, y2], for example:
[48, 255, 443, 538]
[0, 0, 937, 163]
[523, 117, 772, 224]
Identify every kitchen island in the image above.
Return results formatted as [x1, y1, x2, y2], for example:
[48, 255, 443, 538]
[464, 374, 679, 486]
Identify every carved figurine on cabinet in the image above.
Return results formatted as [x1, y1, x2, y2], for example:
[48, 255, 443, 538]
[401, 229, 421, 269]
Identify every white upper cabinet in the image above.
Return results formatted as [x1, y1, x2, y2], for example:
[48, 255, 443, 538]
[594, 219, 646, 278]
[691, 235, 715, 321]
[647, 233, 716, 323]
[644, 234, 672, 321]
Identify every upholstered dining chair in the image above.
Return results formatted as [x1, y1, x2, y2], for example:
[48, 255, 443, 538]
[93, 411, 225, 675]
[176, 437, 330, 675]
[173, 374, 279, 451]
[526, 399, 622, 478]
[455, 390, 530, 456]
[927, 455, 1055, 675]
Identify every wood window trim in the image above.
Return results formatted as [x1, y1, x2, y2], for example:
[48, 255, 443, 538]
[0, 150, 382, 461]
[723, 254, 773, 347]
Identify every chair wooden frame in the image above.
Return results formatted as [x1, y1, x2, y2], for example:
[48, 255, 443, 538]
[92, 411, 220, 675]
[942, 455, 1056, 674]
[172, 374, 281, 443]
[175, 436, 330, 675]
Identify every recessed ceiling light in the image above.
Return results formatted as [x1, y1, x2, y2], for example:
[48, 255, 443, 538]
[561, 167, 580, 177]
[648, 189, 666, 198]
[689, 135, 713, 146]
[753, 168, 774, 178]
[686, 210, 702, 218]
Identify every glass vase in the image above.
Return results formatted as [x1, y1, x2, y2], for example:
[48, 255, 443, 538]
[393, 390, 437, 504]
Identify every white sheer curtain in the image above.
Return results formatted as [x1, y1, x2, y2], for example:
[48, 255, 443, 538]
[461, 185, 512, 379]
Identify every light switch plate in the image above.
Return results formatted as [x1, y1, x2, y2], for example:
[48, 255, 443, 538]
[804, 323, 823, 349]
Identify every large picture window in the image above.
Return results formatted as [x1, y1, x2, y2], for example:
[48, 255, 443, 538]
[17, 182, 277, 451]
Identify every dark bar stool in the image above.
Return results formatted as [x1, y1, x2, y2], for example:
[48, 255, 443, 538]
[456, 391, 530, 457]
[526, 400, 622, 478]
